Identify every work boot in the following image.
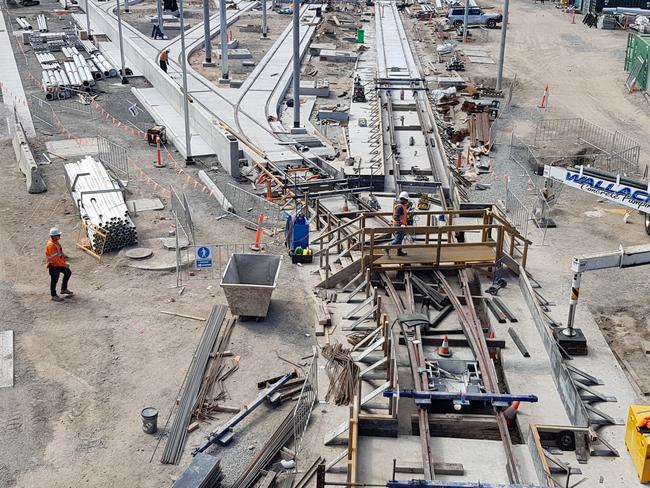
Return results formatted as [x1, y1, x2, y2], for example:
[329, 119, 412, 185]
[51, 295, 64, 302]
[61, 289, 74, 296]
[397, 250, 408, 257]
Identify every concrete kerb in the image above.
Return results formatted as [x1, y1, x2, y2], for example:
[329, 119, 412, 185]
[519, 271, 590, 428]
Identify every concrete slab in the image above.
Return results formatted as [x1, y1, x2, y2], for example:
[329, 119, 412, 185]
[46, 138, 99, 158]
[127, 198, 165, 212]
[357, 435, 538, 484]
[125, 247, 154, 259]
[0, 330, 14, 388]
[132, 87, 213, 158]
[0, 10, 35, 137]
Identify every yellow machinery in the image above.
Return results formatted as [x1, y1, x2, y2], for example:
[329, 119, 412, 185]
[625, 405, 650, 483]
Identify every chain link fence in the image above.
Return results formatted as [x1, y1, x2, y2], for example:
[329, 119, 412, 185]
[97, 135, 129, 182]
[293, 349, 318, 466]
[220, 182, 285, 234]
[175, 243, 250, 287]
[171, 187, 196, 245]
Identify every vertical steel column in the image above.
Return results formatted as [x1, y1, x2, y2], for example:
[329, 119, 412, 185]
[203, 0, 213, 64]
[179, 0, 194, 164]
[563, 272, 581, 337]
[292, 0, 300, 128]
[261, 0, 268, 37]
[85, 0, 92, 39]
[125, 0, 129, 13]
[462, 0, 469, 43]
[157, 0, 165, 38]
[496, 0, 510, 91]
[219, 0, 229, 80]
[116, 0, 128, 84]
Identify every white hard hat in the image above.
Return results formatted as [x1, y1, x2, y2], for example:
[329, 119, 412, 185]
[398, 191, 409, 200]
[49, 227, 62, 236]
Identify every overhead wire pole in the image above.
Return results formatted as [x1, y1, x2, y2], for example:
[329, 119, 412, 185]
[157, 0, 165, 39]
[178, 0, 194, 164]
[85, 0, 92, 39]
[115, 0, 128, 84]
[202, 0, 213, 65]
[292, 0, 300, 128]
[462, 0, 469, 43]
[219, 0, 229, 81]
[495, 0, 510, 91]
[261, 0, 268, 38]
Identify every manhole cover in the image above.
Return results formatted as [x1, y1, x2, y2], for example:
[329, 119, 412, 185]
[126, 248, 154, 260]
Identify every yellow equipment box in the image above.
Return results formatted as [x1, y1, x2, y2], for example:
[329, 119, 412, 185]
[626, 405, 650, 483]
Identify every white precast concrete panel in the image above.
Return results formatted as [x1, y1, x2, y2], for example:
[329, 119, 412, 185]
[375, 1, 419, 80]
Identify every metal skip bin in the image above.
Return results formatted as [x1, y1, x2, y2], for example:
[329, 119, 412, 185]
[220, 254, 282, 318]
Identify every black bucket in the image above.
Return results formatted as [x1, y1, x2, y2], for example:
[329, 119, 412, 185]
[141, 407, 158, 434]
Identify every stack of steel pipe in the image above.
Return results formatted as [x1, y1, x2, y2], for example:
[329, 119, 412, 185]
[64, 156, 137, 252]
[37, 14, 48, 32]
[92, 53, 117, 77]
[35, 52, 58, 68]
[86, 58, 104, 80]
[63, 61, 83, 88]
[73, 53, 95, 87]
[16, 17, 32, 30]
[161, 305, 228, 465]
[41, 68, 72, 100]
[61, 46, 80, 59]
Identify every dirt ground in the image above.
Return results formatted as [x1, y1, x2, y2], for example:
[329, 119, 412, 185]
[0, 4, 317, 488]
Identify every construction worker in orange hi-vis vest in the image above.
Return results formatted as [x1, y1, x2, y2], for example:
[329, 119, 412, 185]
[45, 227, 73, 302]
[386, 191, 410, 258]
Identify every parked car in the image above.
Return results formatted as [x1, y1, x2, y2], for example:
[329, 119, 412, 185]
[447, 7, 502, 28]
[278, 7, 293, 14]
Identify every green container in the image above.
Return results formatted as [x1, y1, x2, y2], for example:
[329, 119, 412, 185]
[357, 29, 365, 44]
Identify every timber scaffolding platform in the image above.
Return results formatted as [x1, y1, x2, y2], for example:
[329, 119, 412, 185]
[307, 202, 628, 488]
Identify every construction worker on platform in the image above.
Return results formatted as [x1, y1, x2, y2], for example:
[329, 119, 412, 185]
[45, 228, 73, 302]
[386, 191, 410, 258]
[159, 49, 170, 73]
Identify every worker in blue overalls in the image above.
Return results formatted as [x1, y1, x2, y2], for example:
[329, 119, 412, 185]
[386, 191, 410, 258]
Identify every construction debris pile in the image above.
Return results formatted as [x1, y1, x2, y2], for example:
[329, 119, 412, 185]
[64, 156, 137, 253]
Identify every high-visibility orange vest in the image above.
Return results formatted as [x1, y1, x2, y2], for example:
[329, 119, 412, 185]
[391, 202, 408, 226]
[45, 239, 66, 268]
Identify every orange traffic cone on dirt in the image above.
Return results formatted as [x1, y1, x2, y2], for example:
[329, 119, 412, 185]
[438, 336, 452, 358]
[538, 84, 549, 108]
[504, 401, 521, 426]
[250, 213, 265, 251]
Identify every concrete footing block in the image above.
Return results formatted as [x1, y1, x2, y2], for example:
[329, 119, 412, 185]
[12, 123, 46, 194]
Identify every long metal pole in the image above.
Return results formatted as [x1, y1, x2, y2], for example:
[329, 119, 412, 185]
[219, 0, 229, 79]
[116, 0, 128, 84]
[261, 0, 267, 37]
[157, 0, 165, 38]
[203, 0, 213, 64]
[292, 0, 300, 128]
[495, 0, 510, 91]
[179, 0, 194, 164]
[462, 0, 469, 43]
[85, 0, 92, 39]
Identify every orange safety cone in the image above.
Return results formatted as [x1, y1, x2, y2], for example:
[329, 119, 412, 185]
[153, 136, 166, 168]
[538, 84, 549, 108]
[527, 177, 535, 192]
[250, 213, 265, 251]
[438, 336, 452, 358]
[503, 401, 521, 426]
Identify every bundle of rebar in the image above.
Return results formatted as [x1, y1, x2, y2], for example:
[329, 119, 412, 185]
[193, 317, 238, 420]
[37, 14, 47, 32]
[161, 305, 228, 465]
[321, 342, 359, 406]
[64, 156, 137, 253]
[16, 17, 32, 30]
[230, 410, 295, 488]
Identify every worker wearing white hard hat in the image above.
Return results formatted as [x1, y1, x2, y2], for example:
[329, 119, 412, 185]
[386, 191, 410, 258]
[45, 227, 73, 302]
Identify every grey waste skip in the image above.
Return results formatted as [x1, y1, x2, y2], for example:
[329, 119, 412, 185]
[220, 254, 282, 318]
